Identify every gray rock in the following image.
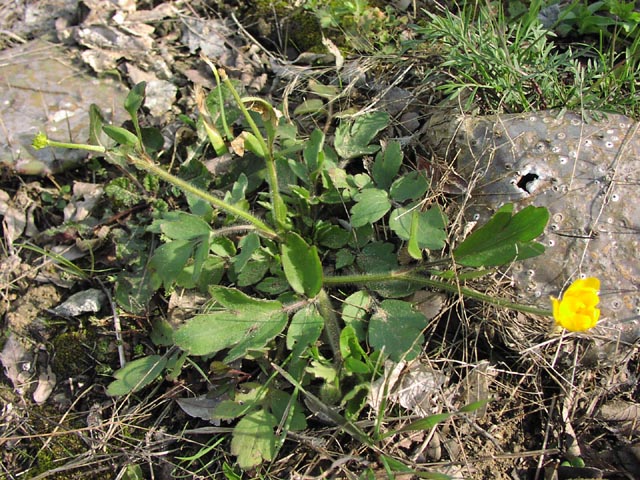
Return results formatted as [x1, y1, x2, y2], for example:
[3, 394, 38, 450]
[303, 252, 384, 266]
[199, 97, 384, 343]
[0, 39, 127, 175]
[452, 110, 639, 341]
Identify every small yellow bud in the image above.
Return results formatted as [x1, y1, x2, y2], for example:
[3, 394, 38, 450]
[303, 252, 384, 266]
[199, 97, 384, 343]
[32, 132, 50, 150]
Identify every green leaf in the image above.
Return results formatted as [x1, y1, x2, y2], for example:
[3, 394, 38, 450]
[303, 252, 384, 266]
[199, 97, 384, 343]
[334, 111, 389, 159]
[150, 319, 174, 346]
[225, 310, 287, 361]
[107, 355, 167, 396]
[255, 275, 290, 295]
[269, 389, 307, 431]
[149, 240, 195, 288]
[293, 98, 326, 116]
[243, 132, 267, 158]
[231, 409, 277, 470]
[148, 239, 194, 290]
[459, 399, 491, 413]
[396, 412, 453, 433]
[407, 209, 422, 260]
[141, 127, 164, 153]
[341, 291, 372, 341]
[115, 269, 156, 314]
[231, 232, 260, 273]
[212, 400, 254, 420]
[121, 464, 144, 480]
[340, 325, 369, 369]
[103, 125, 140, 147]
[88, 104, 113, 148]
[174, 287, 287, 359]
[236, 258, 270, 287]
[155, 211, 212, 240]
[369, 300, 427, 361]
[372, 141, 402, 190]
[124, 81, 146, 119]
[454, 204, 549, 267]
[304, 128, 325, 178]
[316, 223, 350, 249]
[350, 188, 391, 228]
[281, 232, 322, 297]
[389, 205, 448, 250]
[286, 305, 325, 355]
[335, 249, 355, 269]
[389, 171, 430, 202]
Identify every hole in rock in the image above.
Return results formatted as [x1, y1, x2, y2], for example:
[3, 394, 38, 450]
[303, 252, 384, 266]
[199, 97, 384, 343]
[516, 172, 539, 193]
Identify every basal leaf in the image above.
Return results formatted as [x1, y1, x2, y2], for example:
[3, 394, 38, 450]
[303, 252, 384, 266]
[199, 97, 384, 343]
[148, 239, 194, 289]
[141, 127, 164, 153]
[389, 205, 448, 250]
[150, 319, 174, 346]
[334, 111, 389, 159]
[369, 300, 427, 361]
[350, 188, 391, 228]
[389, 171, 430, 202]
[115, 269, 156, 314]
[281, 232, 322, 297]
[88, 104, 115, 149]
[224, 310, 287, 362]
[231, 409, 277, 470]
[174, 287, 285, 356]
[231, 232, 260, 273]
[153, 211, 212, 240]
[236, 258, 270, 287]
[454, 204, 549, 267]
[407, 210, 423, 260]
[107, 355, 167, 396]
[303, 128, 325, 179]
[269, 389, 307, 431]
[286, 305, 325, 355]
[293, 98, 325, 116]
[341, 290, 372, 341]
[316, 223, 350, 249]
[458, 399, 491, 413]
[372, 140, 403, 190]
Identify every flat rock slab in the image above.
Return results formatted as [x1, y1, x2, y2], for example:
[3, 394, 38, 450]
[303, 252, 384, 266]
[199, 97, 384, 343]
[0, 39, 127, 175]
[453, 110, 639, 342]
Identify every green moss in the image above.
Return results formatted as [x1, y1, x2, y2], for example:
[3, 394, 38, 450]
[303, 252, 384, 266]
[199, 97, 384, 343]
[51, 331, 90, 377]
[245, 1, 326, 54]
[288, 11, 325, 53]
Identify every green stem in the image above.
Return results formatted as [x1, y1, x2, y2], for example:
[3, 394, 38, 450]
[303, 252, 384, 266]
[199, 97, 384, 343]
[127, 153, 278, 239]
[219, 69, 288, 232]
[43, 138, 107, 153]
[323, 270, 552, 316]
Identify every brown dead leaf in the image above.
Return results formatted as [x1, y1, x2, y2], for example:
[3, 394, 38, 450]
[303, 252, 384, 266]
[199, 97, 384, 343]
[599, 399, 640, 423]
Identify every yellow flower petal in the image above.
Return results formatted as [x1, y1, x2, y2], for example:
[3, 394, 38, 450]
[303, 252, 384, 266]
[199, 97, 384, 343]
[550, 277, 601, 332]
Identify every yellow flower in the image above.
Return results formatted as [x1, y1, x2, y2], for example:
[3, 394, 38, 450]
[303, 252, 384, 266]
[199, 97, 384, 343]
[551, 277, 600, 332]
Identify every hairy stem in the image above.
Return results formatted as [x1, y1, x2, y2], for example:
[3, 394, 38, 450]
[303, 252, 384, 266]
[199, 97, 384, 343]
[127, 152, 278, 239]
[323, 270, 552, 316]
[316, 288, 343, 363]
